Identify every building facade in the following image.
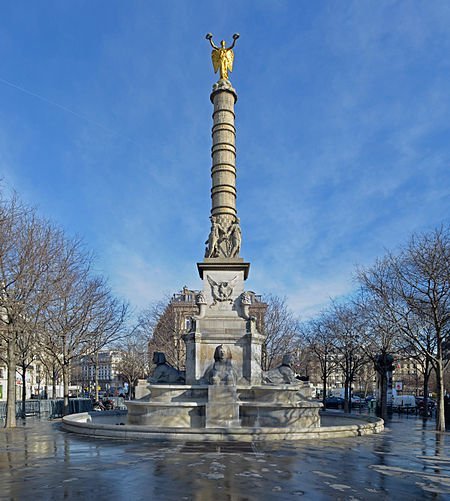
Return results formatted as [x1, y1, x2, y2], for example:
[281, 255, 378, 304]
[74, 350, 123, 395]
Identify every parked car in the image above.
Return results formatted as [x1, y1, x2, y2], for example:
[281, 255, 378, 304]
[324, 396, 345, 409]
[351, 396, 364, 408]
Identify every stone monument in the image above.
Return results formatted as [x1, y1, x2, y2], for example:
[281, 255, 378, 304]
[183, 33, 265, 387]
[63, 34, 384, 440]
[124, 34, 324, 434]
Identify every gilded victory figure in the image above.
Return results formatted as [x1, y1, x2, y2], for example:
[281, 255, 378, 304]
[206, 33, 240, 81]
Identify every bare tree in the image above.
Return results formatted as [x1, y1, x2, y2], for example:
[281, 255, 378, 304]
[359, 226, 450, 430]
[15, 316, 39, 417]
[35, 350, 61, 399]
[0, 195, 69, 427]
[82, 295, 129, 401]
[301, 314, 338, 405]
[328, 303, 369, 413]
[41, 263, 128, 415]
[115, 330, 149, 400]
[355, 292, 403, 420]
[138, 297, 187, 370]
[261, 295, 300, 371]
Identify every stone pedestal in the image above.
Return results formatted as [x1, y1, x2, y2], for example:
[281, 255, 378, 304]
[183, 259, 265, 385]
[205, 385, 240, 428]
[134, 379, 151, 400]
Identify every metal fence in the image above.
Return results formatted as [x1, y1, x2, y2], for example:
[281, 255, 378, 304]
[0, 398, 93, 419]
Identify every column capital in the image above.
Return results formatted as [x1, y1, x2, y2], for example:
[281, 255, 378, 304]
[210, 79, 237, 103]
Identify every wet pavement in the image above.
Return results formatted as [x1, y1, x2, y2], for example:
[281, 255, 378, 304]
[0, 413, 449, 500]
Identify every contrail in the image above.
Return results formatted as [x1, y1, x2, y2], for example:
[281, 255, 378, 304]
[0, 75, 139, 146]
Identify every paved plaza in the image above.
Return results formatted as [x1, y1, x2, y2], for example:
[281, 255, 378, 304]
[0, 413, 449, 500]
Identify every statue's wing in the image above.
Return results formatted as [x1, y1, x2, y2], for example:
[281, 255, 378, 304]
[229, 275, 238, 287]
[225, 49, 234, 72]
[211, 50, 220, 73]
[207, 275, 218, 288]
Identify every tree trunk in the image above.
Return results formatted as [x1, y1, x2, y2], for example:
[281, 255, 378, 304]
[344, 378, 350, 413]
[131, 379, 136, 400]
[436, 358, 446, 432]
[423, 371, 430, 417]
[63, 364, 70, 416]
[21, 364, 27, 418]
[322, 377, 327, 406]
[52, 368, 57, 399]
[5, 335, 17, 428]
[94, 352, 99, 401]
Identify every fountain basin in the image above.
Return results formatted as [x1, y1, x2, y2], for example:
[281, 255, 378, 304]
[127, 401, 206, 427]
[62, 410, 384, 442]
[128, 383, 322, 430]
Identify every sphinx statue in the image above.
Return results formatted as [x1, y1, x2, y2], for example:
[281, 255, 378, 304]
[148, 352, 185, 384]
[203, 344, 237, 385]
[262, 353, 302, 385]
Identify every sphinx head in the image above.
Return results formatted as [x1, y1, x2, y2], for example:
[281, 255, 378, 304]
[214, 344, 232, 362]
[281, 353, 294, 367]
[152, 352, 166, 365]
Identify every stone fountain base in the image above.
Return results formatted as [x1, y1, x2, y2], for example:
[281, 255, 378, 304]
[127, 383, 322, 430]
[62, 381, 383, 441]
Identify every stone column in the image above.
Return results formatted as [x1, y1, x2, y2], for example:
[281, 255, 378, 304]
[189, 70, 264, 387]
[210, 79, 238, 230]
[202, 79, 244, 261]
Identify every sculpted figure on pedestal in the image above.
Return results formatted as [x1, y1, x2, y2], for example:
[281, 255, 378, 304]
[205, 216, 225, 258]
[203, 344, 237, 385]
[227, 218, 242, 257]
[206, 33, 240, 81]
[148, 352, 185, 384]
[262, 354, 301, 385]
[205, 216, 242, 259]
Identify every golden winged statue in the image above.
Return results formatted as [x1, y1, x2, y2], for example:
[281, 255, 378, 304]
[206, 33, 240, 81]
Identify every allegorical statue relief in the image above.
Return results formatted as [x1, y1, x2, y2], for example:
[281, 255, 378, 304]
[205, 216, 225, 258]
[206, 33, 240, 81]
[228, 217, 242, 257]
[207, 275, 238, 305]
[205, 216, 242, 259]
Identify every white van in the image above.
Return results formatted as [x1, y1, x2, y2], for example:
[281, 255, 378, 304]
[392, 395, 416, 412]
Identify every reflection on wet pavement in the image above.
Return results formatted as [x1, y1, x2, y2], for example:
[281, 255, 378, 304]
[0, 415, 449, 500]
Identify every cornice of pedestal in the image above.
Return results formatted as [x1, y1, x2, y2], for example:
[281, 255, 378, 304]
[197, 258, 250, 280]
[210, 79, 238, 103]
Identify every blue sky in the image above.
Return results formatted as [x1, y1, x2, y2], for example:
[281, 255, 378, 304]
[1, 1, 449, 318]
